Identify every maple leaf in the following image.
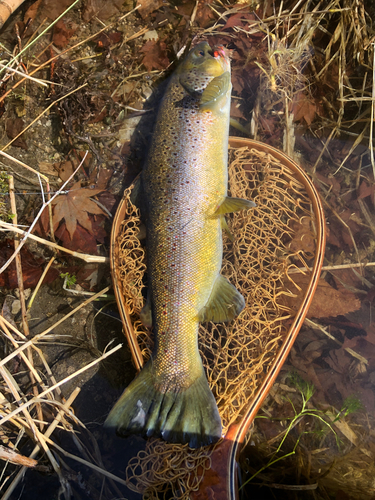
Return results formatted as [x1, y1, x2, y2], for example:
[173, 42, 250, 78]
[291, 91, 316, 126]
[52, 181, 106, 239]
[141, 40, 170, 72]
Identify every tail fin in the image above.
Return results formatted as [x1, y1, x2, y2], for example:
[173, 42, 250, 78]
[104, 361, 222, 448]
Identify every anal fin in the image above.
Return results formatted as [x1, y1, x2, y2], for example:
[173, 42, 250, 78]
[198, 274, 245, 323]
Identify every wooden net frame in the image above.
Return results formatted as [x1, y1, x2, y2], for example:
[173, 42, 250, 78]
[110, 138, 325, 499]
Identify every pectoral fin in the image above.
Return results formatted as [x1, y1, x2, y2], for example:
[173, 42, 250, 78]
[199, 71, 231, 112]
[215, 196, 256, 215]
[198, 274, 245, 323]
[140, 295, 152, 328]
[130, 175, 142, 208]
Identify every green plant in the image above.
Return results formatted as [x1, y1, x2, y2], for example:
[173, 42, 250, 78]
[240, 373, 362, 489]
[0, 171, 11, 221]
[60, 272, 77, 288]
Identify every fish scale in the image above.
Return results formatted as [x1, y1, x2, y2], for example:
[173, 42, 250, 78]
[105, 42, 255, 447]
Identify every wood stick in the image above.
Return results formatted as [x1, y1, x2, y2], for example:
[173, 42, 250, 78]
[0, 221, 108, 263]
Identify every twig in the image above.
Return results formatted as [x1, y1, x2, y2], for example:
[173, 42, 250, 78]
[0, 340, 121, 426]
[0, 7, 143, 104]
[288, 261, 375, 274]
[305, 318, 368, 365]
[27, 257, 55, 312]
[0, 445, 38, 468]
[0, 150, 49, 185]
[0, 221, 108, 263]
[0, 152, 87, 275]
[369, 44, 375, 179]
[1, 83, 88, 151]
[8, 176, 45, 428]
[0, 286, 110, 368]
[8, 176, 29, 337]
[0, 0, 26, 28]
[0, 62, 51, 86]
[1, 388, 81, 500]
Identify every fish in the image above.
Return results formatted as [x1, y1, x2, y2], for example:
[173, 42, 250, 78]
[105, 41, 255, 448]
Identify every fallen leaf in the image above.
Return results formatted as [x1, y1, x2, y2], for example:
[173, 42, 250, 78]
[82, 0, 125, 22]
[43, 0, 77, 20]
[95, 31, 122, 49]
[288, 217, 316, 254]
[358, 179, 375, 206]
[23, 0, 42, 24]
[137, 0, 164, 18]
[54, 221, 100, 254]
[195, 0, 216, 28]
[283, 275, 361, 318]
[6, 118, 27, 149]
[0, 240, 58, 289]
[223, 11, 256, 30]
[52, 19, 77, 49]
[55, 160, 75, 182]
[291, 91, 316, 126]
[89, 166, 113, 190]
[51, 181, 106, 239]
[141, 40, 170, 72]
[38, 161, 59, 177]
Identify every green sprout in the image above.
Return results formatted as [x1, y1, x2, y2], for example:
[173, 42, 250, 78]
[60, 272, 77, 288]
[0, 171, 11, 221]
[240, 373, 363, 490]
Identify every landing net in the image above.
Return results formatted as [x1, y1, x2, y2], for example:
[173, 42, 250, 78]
[114, 145, 317, 499]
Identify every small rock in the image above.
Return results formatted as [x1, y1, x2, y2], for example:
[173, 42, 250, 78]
[143, 30, 158, 41]
[11, 300, 21, 315]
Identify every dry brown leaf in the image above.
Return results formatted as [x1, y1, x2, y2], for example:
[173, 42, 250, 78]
[291, 91, 316, 126]
[52, 180, 106, 238]
[284, 275, 361, 318]
[23, 0, 42, 24]
[195, 0, 216, 28]
[82, 0, 125, 22]
[52, 19, 77, 49]
[55, 160, 74, 182]
[38, 161, 59, 177]
[288, 217, 316, 254]
[137, 0, 164, 18]
[6, 118, 27, 149]
[141, 40, 170, 72]
[43, 0, 77, 20]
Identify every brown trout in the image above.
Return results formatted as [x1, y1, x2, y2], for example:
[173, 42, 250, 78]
[105, 42, 255, 448]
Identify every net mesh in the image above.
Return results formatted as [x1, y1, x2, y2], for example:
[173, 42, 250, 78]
[114, 146, 317, 499]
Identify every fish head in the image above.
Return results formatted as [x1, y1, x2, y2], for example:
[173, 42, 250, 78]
[178, 41, 231, 82]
